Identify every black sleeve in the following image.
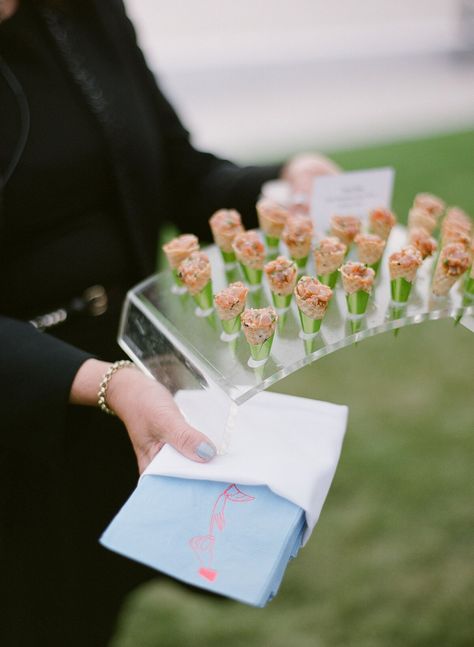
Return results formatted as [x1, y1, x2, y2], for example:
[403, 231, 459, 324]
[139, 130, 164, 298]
[108, 0, 283, 236]
[0, 316, 92, 461]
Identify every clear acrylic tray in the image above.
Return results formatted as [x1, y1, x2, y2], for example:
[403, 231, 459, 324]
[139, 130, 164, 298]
[118, 225, 473, 449]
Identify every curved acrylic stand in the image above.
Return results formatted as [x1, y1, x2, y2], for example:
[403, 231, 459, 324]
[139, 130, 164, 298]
[118, 225, 473, 451]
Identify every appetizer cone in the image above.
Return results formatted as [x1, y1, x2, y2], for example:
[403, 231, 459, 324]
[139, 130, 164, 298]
[354, 233, 386, 273]
[264, 256, 298, 310]
[368, 207, 396, 241]
[209, 209, 244, 265]
[232, 230, 266, 288]
[388, 245, 422, 304]
[340, 262, 375, 316]
[162, 234, 199, 293]
[408, 227, 437, 259]
[329, 214, 361, 248]
[214, 282, 248, 340]
[413, 193, 445, 220]
[432, 243, 470, 297]
[408, 207, 437, 234]
[256, 197, 289, 248]
[314, 236, 346, 288]
[440, 209, 472, 247]
[282, 215, 313, 269]
[177, 251, 213, 315]
[294, 276, 333, 337]
[241, 307, 278, 366]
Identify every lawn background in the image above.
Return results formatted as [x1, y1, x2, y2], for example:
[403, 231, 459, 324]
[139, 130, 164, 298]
[111, 130, 474, 647]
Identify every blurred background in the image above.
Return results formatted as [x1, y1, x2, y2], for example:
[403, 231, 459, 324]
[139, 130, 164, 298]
[124, 0, 474, 159]
[112, 2, 474, 645]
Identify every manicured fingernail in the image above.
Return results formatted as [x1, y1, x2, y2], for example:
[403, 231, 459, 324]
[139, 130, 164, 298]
[195, 442, 216, 461]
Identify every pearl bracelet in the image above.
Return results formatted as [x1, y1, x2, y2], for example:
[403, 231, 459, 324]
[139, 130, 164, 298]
[97, 360, 134, 415]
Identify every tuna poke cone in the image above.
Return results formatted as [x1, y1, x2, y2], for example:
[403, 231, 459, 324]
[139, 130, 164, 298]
[214, 282, 248, 341]
[432, 243, 471, 297]
[294, 276, 333, 338]
[413, 193, 446, 220]
[241, 307, 278, 367]
[388, 246, 423, 305]
[256, 197, 289, 250]
[264, 256, 297, 312]
[340, 262, 375, 317]
[354, 233, 386, 274]
[408, 227, 438, 260]
[162, 234, 200, 294]
[177, 251, 213, 315]
[408, 207, 437, 235]
[329, 214, 361, 248]
[232, 230, 265, 289]
[208, 209, 244, 268]
[192, 280, 214, 317]
[282, 215, 313, 270]
[314, 237, 346, 288]
[368, 208, 397, 241]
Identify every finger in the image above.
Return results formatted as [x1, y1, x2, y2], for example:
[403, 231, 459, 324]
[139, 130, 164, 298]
[149, 382, 217, 462]
[161, 417, 217, 463]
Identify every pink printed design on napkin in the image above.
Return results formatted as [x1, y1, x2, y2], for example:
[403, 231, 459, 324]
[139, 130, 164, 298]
[189, 484, 255, 582]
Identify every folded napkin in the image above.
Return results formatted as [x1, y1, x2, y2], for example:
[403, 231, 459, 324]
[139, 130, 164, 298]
[101, 391, 347, 605]
[144, 390, 348, 544]
[101, 477, 305, 606]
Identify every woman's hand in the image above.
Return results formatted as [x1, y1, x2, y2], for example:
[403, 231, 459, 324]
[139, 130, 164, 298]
[281, 152, 341, 198]
[70, 359, 216, 473]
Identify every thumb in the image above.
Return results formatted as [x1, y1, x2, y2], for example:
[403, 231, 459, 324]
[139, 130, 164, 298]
[158, 408, 217, 463]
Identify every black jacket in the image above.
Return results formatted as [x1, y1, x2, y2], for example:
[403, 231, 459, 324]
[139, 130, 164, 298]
[0, 2, 280, 644]
[0, 0, 280, 457]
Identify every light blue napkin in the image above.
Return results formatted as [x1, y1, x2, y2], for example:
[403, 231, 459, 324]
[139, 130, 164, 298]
[101, 475, 305, 607]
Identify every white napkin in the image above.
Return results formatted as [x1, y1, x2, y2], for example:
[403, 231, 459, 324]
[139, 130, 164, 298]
[144, 390, 348, 544]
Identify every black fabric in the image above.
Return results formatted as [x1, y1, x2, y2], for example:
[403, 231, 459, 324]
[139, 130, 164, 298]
[0, 1, 281, 645]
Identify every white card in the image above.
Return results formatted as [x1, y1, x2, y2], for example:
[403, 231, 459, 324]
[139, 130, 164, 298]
[310, 167, 395, 234]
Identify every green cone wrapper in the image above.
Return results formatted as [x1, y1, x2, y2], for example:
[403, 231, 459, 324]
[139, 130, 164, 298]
[465, 275, 474, 297]
[298, 310, 322, 337]
[390, 277, 413, 304]
[221, 250, 236, 265]
[193, 281, 214, 316]
[346, 290, 370, 315]
[265, 234, 280, 249]
[248, 335, 275, 367]
[368, 259, 381, 274]
[318, 271, 338, 289]
[240, 263, 263, 287]
[272, 293, 292, 310]
[171, 269, 188, 295]
[293, 255, 308, 270]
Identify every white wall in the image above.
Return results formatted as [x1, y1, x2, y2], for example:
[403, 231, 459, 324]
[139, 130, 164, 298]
[124, 1, 474, 160]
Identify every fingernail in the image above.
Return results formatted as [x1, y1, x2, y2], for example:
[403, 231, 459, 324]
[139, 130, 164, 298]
[195, 442, 216, 461]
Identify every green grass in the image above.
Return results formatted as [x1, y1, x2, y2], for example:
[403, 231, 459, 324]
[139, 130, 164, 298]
[111, 130, 474, 647]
